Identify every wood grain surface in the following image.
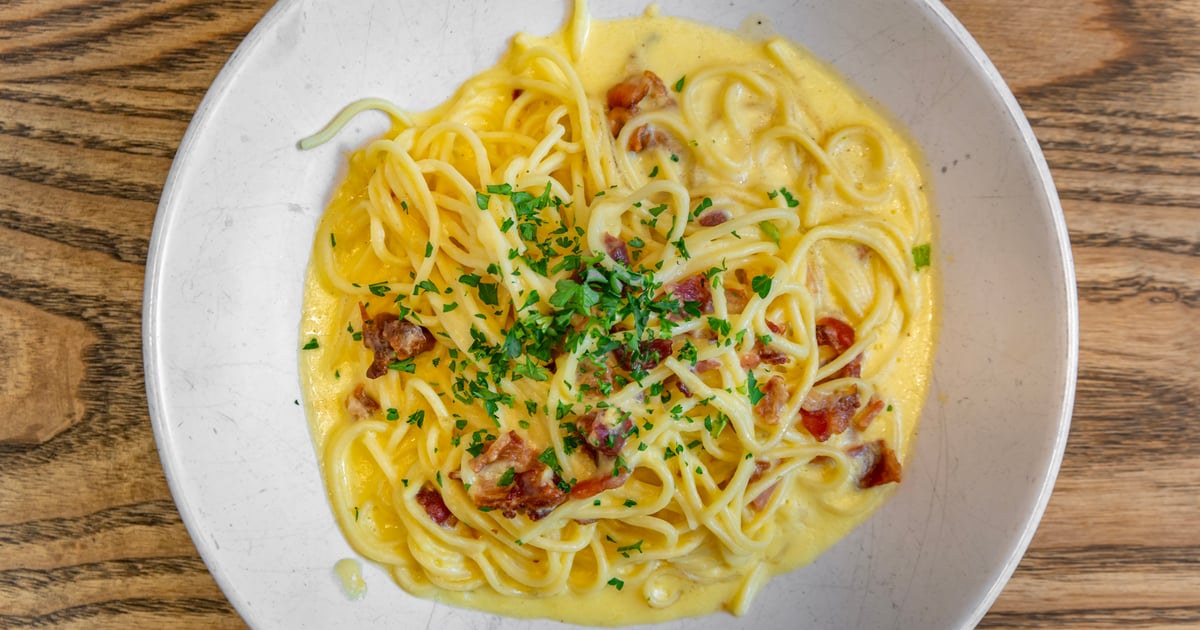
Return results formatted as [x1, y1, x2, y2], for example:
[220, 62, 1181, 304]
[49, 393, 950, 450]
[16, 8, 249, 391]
[0, 1, 1196, 628]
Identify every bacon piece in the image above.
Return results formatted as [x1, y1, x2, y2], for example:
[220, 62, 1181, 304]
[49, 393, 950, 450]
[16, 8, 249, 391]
[607, 106, 634, 137]
[629, 125, 670, 153]
[606, 71, 672, 152]
[345, 384, 379, 420]
[604, 233, 631, 266]
[569, 466, 632, 500]
[612, 337, 673, 372]
[800, 386, 861, 442]
[747, 460, 777, 510]
[815, 317, 863, 381]
[471, 431, 537, 473]
[697, 209, 732, 226]
[607, 71, 668, 110]
[766, 320, 787, 335]
[753, 375, 789, 424]
[836, 353, 863, 380]
[724, 287, 748, 314]
[815, 317, 855, 355]
[667, 274, 713, 318]
[577, 354, 615, 398]
[574, 409, 633, 458]
[850, 440, 902, 488]
[469, 432, 568, 519]
[693, 358, 721, 373]
[415, 486, 458, 527]
[740, 342, 789, 370]
[666, 374, 692, 398]
[854, 397, 886, 431]
[360, 304, 436, 379]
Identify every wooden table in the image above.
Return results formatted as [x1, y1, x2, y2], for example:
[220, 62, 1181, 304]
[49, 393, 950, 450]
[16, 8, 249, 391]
[1, 1, 1196, 628]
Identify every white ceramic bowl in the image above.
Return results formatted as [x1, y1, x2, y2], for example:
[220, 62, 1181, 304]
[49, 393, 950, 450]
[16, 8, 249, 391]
[144, 1, 1077, 628]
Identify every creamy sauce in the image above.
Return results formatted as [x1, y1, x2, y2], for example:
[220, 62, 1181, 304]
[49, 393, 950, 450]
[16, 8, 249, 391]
[334, 558, 367, 600]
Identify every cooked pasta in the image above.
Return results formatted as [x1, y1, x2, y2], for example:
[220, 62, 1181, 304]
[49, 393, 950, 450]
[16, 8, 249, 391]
[298, 2, 935, 624]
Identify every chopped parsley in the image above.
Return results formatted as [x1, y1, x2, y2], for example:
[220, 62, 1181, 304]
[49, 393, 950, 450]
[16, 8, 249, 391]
[912, 243, 932, 269]
[747, 370, 765, 405]
[768, 187, 800, 208]
[301, 338, 319, 350]
[616, 540, 644, 557]
[759, 221, 781, 245]
[497, 466, 516, 487]
[751, 274, 772, 298]
[388, 358, 416, 373]
[673, 75, 686, 92]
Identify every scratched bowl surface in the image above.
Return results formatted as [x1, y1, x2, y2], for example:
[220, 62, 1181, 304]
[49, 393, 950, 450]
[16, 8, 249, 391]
[143, 0, 1077, 628]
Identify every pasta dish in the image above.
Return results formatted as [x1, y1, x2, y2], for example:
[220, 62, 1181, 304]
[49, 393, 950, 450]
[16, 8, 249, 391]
[298, 1, 935, 623]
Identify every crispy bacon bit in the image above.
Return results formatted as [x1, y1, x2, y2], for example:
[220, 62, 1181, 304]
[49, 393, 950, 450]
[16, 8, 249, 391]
[469, 432, 568, 519]
[751, 481, 779, 511]
[416, 486, 458, 527]
[815, 317, 855, 355]
[666, 374, 693, 398]
[800, 386, 861, 442]
[747, 460, 777, 510]
[569, 467, 631, 500]
[345, 384, 379, 420]
[815, 317, 862, 382]
[360, 304, 436, 379]
[724, 287, 749, 315]
[613, 337, 673, 372]
[698, 209, 733, 226]
[606, 71, 672, 152]
[854, 397, 886, 431]
[574, 409, 633, 458]
[766, 320, 787, 335]
[578, 354, 615, 397]
[740, 343, 789, 370]
[607, 71, 668, 110]
[850, 440, 902, 488]
[607, 106, 634, 137]
[753, 375, 789, 424]
[471, 431, 537, 473]
[667, 274, 713, 317]
[836, 353, 864, 380]
[604, 233, 631, 266]
[694, 358, 721, 373]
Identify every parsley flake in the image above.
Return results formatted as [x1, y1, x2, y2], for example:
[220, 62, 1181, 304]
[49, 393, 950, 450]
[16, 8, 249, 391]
[497, 467, 516, 487]
[751, 274, 772, 298]
[912, 243, 932, 269]
[747, 370, 765, 405]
